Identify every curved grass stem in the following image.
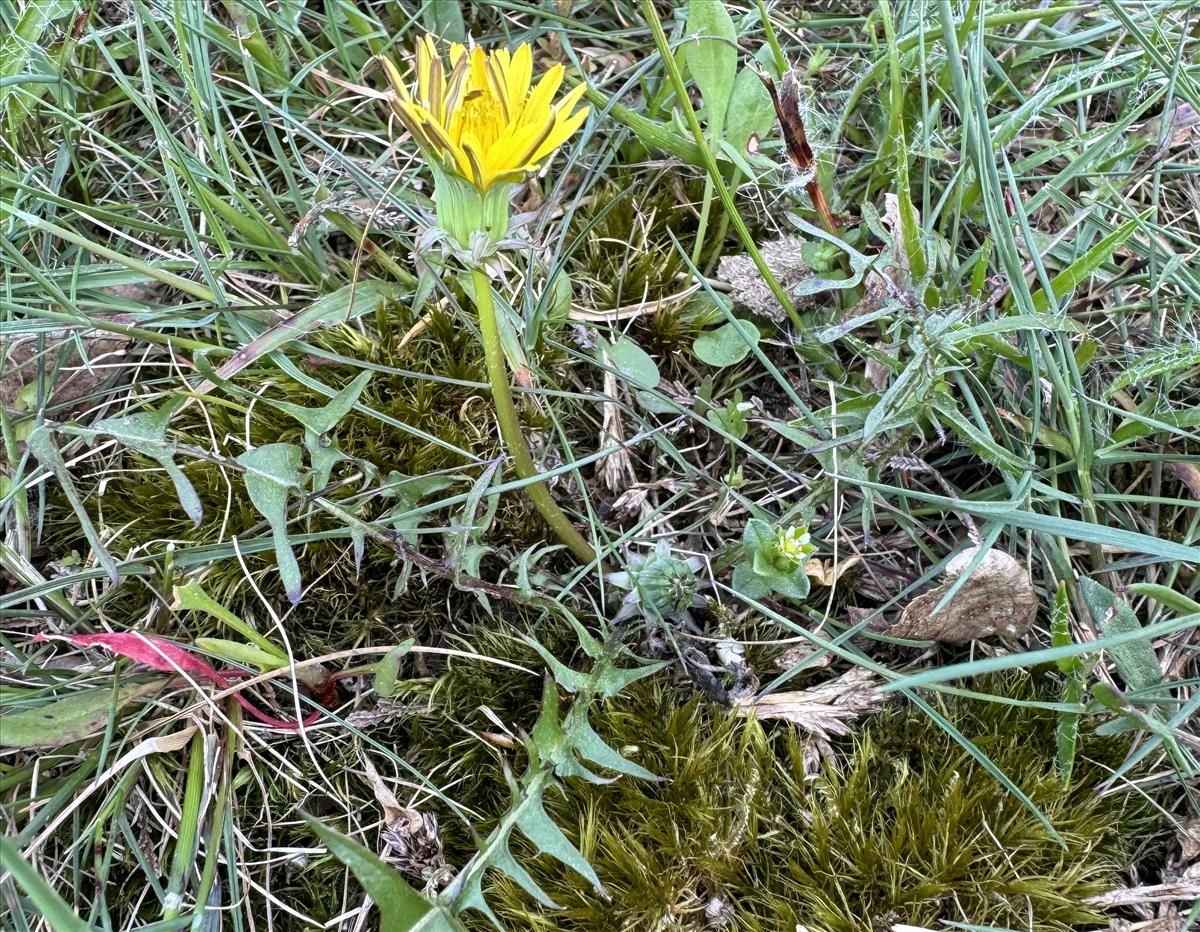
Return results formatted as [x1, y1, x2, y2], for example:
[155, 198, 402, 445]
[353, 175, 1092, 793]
[472, 267, 599, 568]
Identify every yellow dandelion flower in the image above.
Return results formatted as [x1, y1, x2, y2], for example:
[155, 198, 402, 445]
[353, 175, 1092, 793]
[380, 35, 589, 193]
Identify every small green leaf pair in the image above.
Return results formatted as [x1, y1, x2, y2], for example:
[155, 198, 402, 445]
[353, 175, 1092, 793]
[708, 390, 750, 441]
[732, 518, 814, 602]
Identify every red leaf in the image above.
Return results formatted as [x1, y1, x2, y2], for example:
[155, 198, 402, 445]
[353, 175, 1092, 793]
[34, 632, 323, 729]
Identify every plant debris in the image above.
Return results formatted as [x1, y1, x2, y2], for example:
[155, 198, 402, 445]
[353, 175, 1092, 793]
[718, 235, 808, 321]
[886, 546, 1039, 643]
[735, 666, 887, 740]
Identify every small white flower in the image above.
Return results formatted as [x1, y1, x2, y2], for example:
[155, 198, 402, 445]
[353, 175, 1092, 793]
[776, 525, 814, 568]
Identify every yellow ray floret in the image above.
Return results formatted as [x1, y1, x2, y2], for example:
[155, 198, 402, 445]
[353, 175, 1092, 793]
[381, 35, 589, 192]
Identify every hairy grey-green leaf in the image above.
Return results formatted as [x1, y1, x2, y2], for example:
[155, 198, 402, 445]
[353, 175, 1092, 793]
[863, 352, 923, 442]
[236, 443, 304, 603]
[0, 681, 163, 749]
[931, 399, 1030, 473]
[732, 563, 771, 600]
[788, 215, 875, 296]
[1106, 343, 1200, 397]
[449, 459, 501, 579]
[200, 281, 403, 391]
[382, 473, 457, 546]
[742, 517, 775, 555]
[89, 403, 203, 527]
[767, 565, 811, 601]
[1078, 577, 1162, 692]
[817, 304, 896, 343]
[442, 871, 498, 927]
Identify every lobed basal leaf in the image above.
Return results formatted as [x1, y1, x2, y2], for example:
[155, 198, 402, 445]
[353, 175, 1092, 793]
[236, 442, 305, 603]
[436, 634, 661, 926]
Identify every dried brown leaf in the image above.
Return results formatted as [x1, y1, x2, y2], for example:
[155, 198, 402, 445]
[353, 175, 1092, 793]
[597, 361, 634, 492]
[362, 754, 450, 888]
[2, 332, 133, 415]
[864, 341, 892, 391]
[1088, 863, 1199, 907]
[1140, 102, 1200, 148]
[840, 193, 907, 323]
[887, 546, 1038, 643]
[1166, 461, 1200, 499]
[804, 554, 862, 587]
[568, 283, 700, 323]
[1179, 817, 1200, 863]
[1107, 920, 1184, 932]
[774, 641, 835, 671]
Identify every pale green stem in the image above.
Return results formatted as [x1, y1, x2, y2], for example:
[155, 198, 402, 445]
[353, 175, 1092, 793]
[706, 168, 740, 276]
[471, 268, 598, 568]
[691, 173, 714, 268]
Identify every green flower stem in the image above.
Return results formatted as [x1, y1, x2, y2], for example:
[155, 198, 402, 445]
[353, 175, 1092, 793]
[471, 267, 598, 568]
